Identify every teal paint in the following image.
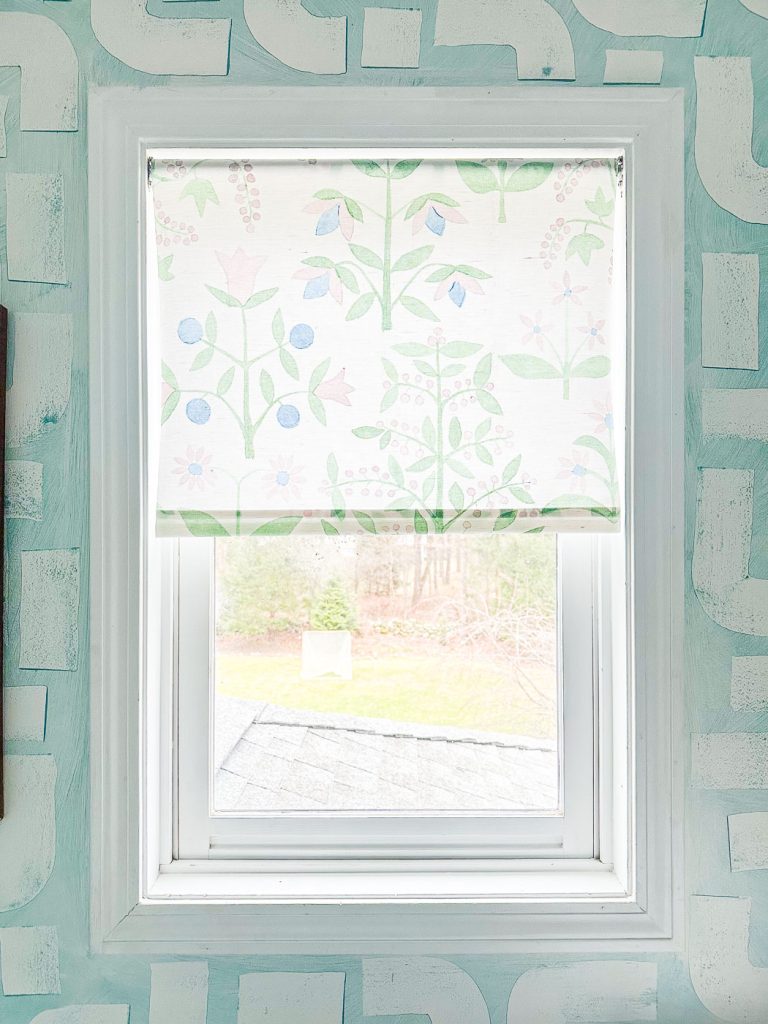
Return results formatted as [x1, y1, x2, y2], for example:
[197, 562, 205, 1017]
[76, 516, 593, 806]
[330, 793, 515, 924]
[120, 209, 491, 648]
[0, 0, 766, 1020]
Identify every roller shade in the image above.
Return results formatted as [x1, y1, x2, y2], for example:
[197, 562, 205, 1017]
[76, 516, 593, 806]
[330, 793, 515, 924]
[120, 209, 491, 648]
[149, 153, 623, 537]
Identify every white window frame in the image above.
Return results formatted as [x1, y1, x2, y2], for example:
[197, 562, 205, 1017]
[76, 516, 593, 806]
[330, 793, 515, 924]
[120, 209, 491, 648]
[89, 86, 684, 954]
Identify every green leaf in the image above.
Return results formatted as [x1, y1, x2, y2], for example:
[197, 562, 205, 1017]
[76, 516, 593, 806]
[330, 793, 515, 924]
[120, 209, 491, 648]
[391, 159, 422, 179]
[422, 474, 436, 501]
[441, 340, 482, 358]
[217, 366, 235, 396]
[310, 357, 332, 393]
[161, 390, 180, 424]
[502, 455, 522, 483]
[352, 159, 386, 178]
[392, 245, 434, 273]
[315, 189, 343, 200]
[504, 161, 554, 192]
[271, 308, 285, 344]
[161, 362, 178, 389]
[401, 296, 439, 322]
[190, 346, 214, 371]
[158, 255, 174, 282]
[454, 264, 492, 280]
[572, 355, 611, 379]
[449, 416, 462, 449]
[303, 256, 335, 269]
[244, 287, 279, 308]
[413, 510, 429, 534]
[441, 364, 463, 378]
[353, 511, 377, 534]
[456, 160, 498, 195]
[427, 192, 460, 207]
[382, 358, 399, 382]
[353, 426, 384, 439]
[566, 232, 605, 266]
[180, 177, 220, 216]
[425, 265, 456, 283]
[404, 194, 431, 219]
[327, 452, 339, 483]
[280, 347, 299, 380]
[206, 285, 241, 308]
[346, 292, 375, 321]
[508, 485, 534, 504]
[573, 434, 614, 465]
[349, 244, 383, 270]
[473, 352, 493, 387]
[585, 186, 614, 219]
[252, 516, 302, 536]
[309, 394, 327, 425]
[379, 430, 392, 449]
[543, 494, 616, 518]
[493, 510, 518, 531]
[388, 455, 405, 488]
[423, 417, 436, 448]
[344, 196, 364, 222]
[447, 458, 473, 479]
[476, 390, 502, 414]
[501, 354, 561, 379]
[392, 342, 433, 356]
[334, 264, 359, 293]
[380, 387, 399, 412]
[331, 506, 345, 521]
[476, 444, 493, 465]
[321, 520, 340, 536]
[413, 359, 437, 377]
[259, 368, 274, 403]
[407, 455, 436, 472]
[475, 417, 491, 441]
[205, 311, 217, 344]
[449, 482, 464, 509]
[180, 510, 230, 537]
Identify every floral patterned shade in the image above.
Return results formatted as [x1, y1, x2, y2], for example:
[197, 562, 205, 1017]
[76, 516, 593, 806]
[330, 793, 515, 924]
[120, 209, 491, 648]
[149, 154, 623, 537]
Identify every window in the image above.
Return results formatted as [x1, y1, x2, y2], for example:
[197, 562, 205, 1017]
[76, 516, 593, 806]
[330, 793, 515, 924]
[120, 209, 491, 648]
[90, 87, 683, 953]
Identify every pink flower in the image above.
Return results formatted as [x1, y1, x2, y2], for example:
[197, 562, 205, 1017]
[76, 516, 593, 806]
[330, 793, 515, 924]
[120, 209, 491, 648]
[551, 271, 587, 306]
[172, 446, 213, 491]
[578, 314, 606, 348]
[585, 400, 614, 435]
[263, 455, 306, 501]
[315, 368, 354, 406]
[304, 198, 356, 241]
[293, 266, 344, 304]
[520, 312, 553, 349]
[216, 248, 267, 304]
[434, 272, 484, 308]
[556, 450, 591, 492]
[412, 202, 467, 236]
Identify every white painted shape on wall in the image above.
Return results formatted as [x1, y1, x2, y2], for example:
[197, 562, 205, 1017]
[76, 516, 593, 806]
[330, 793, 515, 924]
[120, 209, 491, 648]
[4, 685, 47, 741]
[702, 389, 768, 441]
[692, 733, 768, 788]
[238, 971, 345, 1024]
[6, 314, 73, 449]
[695, 58, 768, 224]
[434, 0, 575, 81]
[364, 957, 490, 1024]
[692, 468, 768, 635]
[6, 461, 43, 520]
[690, 895, 768, 1022]
[0, 13, 77, 130]
[0, 95, 8, 156]
[20, 549, 80, 671]
[603, 50, 663, 85]
[150, 961, 209, 1024]
[729, 812, 768, 871]
[6, 173, 68, 285]
[571, 0, 706, 35]
[731, 656, 768, 710]
[243, 0, 346, 75]
[91, 0, 231, 76]
[30, 1009, 130, 1024]
[362, 8, 422, 68]
[0, 756, 56, 911]
[0, 926, 60, 996]
[738, 0, 768, 16]
[507, 961, 657, 1022]
[701, 253, 759, 369]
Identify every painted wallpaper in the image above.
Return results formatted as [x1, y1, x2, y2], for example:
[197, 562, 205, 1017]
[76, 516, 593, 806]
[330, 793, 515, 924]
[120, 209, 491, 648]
[0, 0, 767, 1021]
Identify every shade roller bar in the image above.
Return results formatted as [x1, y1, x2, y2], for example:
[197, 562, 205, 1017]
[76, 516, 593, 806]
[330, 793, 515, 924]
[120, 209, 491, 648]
[149, 152, 624, 537]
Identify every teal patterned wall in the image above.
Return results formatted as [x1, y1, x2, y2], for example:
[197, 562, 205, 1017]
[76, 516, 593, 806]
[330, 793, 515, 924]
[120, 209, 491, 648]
[0, 1, 767, 1021]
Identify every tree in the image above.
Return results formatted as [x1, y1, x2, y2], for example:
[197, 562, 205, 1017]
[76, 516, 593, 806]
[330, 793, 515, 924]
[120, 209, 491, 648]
[310, 578, 356, 631]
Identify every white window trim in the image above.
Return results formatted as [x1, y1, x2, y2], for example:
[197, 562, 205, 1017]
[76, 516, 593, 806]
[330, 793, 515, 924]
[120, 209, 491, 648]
[89, 85, 684, 954]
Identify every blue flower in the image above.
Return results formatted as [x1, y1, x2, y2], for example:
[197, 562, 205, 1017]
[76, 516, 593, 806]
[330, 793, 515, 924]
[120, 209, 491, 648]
[448, 280, 466, 308]
[178, 317, 203, 345]
[290, 323, 315, 349]
[315, 204, 341, 236]
[275, 470, 290, 486]
[303, 272, 330, 300]
[425, 206, 446, 236]
[185, 398, 211, 425]
[277, 404, 300, 429]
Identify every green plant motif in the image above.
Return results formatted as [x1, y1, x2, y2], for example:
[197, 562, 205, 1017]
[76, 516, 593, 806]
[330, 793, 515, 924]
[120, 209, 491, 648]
[310, 578, 357, 631]
[328, 332, 534, 534]
[544, 428, 619, 524]
[455, 160, 554, 224]
[299, 159, 489, 331]
[565, 167, 617, 266]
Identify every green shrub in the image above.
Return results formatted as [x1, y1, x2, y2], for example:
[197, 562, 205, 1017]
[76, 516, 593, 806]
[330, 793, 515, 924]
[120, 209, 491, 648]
[310, 578, 356, 631]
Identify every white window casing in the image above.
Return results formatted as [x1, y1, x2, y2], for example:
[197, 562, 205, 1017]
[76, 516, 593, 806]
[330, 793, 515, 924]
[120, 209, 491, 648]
[89, 86, 684, 953]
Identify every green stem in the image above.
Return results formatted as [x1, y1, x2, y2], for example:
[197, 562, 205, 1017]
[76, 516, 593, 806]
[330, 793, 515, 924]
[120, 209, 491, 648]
[392, 263, 442, 309]
[241, 308, 255, 458]
[566, 217, 608, 231]
[382, 165, 393, 330]
[336, 261, 383, 302]
[442, 483, 523, 530]
[497, 188, 507, 224]
[434, 342, 445, 532]
[177, 387, 244, 432]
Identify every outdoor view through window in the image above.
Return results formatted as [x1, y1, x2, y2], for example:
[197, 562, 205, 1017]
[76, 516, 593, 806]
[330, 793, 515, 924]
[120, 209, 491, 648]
[214, 534, 559, 813]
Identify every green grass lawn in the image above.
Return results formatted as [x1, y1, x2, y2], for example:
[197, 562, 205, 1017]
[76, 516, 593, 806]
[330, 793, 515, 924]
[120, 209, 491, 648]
[216, 652, 556, 740]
